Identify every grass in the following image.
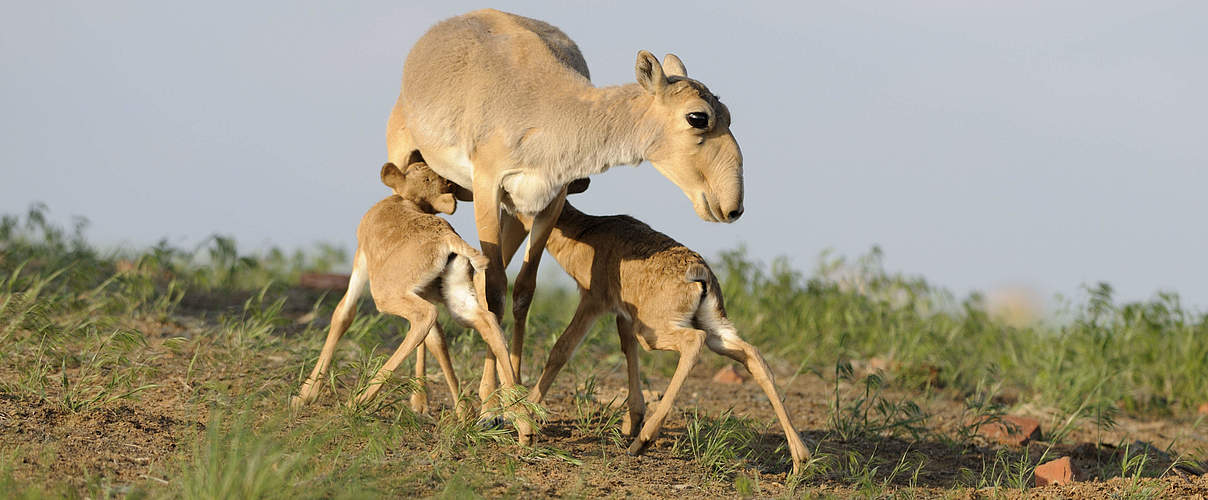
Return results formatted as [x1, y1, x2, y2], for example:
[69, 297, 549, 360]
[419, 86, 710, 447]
[2, 204, 1207, 497]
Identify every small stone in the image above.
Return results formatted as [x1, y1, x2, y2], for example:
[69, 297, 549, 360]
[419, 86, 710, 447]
[866, 356, 896, 373]
[712, 365, 748, 385]
[1034, 457, 1078, 486]
[299, 272, 350, 290]
[976, 415, 1042, 446]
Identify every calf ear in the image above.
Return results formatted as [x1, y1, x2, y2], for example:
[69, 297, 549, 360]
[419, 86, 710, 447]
[635, 50, 667, 94]
[567, 178, 590, 195]
[452, 185, 474, 202]
[432, 193, 457, 215]
[380, 163, 406, 189]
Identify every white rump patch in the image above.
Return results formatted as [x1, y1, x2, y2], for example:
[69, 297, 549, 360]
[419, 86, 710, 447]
[441, 255, 481, 323]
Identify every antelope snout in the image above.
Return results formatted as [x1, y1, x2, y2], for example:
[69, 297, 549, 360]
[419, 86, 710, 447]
[723, 204, 744, 222]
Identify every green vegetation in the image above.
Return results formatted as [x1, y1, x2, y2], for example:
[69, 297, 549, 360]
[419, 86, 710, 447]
[1, 204, 1206, 497]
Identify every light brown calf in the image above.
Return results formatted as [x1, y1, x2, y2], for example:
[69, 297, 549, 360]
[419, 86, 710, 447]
[291, 161, 532, 443]
[528, 203, 809, 473]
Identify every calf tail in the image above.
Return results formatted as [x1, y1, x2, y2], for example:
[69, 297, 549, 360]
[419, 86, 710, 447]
[447, 235, 491, 310]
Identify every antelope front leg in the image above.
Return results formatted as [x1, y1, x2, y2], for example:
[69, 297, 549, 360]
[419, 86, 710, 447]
[472, 173, 509, 407]
[509, 189, 568, 383]
[629, 328, 706, 456]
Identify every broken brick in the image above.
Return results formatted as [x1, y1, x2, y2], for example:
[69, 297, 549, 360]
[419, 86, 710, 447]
[712, 365, 748, 385]
[1034, 456, 1078, 486]
[299, 272, 350, 290]
[976, 415, 1042, 446]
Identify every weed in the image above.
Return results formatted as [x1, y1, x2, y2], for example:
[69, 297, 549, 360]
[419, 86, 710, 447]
[828, 361, 929, 442]
[571, 375, 625, 447]
[673, 408, 757, 480]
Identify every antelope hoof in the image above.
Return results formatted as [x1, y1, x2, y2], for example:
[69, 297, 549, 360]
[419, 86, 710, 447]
[627, 437, 650, 456]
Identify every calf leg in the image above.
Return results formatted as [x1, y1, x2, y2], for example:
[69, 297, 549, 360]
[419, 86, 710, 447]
[629, 328, 706, 456]
[616, 315, 645, 437]
[411, 340, 428, 413]
[353, 294, 438, 406]
[704, 316, 810, 474]
[528, 303, 603, 405]
[466, 307, 534, 444]
[422, 323, 468, 419]
[292, 250, 369, 408]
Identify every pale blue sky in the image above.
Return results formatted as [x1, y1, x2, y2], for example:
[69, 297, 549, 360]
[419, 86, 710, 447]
[2, 1, 1205, 307]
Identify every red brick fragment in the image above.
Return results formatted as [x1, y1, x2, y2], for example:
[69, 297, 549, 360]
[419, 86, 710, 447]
[712, 365, 748, 385]
[299, 272, 350, 290]
[976, 415, 1042, 446]
[1034, 456, 1078, 486]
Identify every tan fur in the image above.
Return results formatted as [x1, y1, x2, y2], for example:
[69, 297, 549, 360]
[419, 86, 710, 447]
[527, 203, 810, 474]
[386, 9, 746, 387]
[292, 162, 532, 444]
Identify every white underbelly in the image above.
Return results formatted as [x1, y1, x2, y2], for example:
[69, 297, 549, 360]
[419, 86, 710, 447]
[421, 146, 474, 189]
[501, 170, 560, 215]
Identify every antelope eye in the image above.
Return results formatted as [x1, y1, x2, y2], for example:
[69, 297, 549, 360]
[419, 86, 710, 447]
[686, 112, 709, 129]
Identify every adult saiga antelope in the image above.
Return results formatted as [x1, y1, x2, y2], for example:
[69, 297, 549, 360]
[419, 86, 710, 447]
[386, 9, 745, 392]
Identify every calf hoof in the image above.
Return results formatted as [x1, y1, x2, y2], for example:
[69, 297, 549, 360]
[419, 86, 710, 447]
[627, 437, 651, 456]
[410, 393, 429, 414]
[289, 395, 308, 410]
[621, 412, 645, 437]
[476, 415, 506, 430]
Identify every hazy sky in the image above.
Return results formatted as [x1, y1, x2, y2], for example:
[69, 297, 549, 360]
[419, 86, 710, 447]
[2, 1, 1205, 308]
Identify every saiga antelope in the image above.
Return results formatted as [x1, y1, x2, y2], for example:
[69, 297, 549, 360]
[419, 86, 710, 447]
[386, 9, 746, 395]
[292, 161, 532, 441]
[527, 202, 810, 473]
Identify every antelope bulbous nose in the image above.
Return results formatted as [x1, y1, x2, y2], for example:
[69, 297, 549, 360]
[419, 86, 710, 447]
[726, 207, 744, 221]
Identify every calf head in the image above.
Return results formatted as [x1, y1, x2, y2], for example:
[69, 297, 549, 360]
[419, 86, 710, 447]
[380, 161, 458, 215]
[635, 50, 744, 223]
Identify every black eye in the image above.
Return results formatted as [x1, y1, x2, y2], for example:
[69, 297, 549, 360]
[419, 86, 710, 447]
[686, 112, 709, 129]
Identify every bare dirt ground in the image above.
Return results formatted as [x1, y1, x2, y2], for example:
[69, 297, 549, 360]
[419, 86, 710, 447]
[3, 289, 1207, 498]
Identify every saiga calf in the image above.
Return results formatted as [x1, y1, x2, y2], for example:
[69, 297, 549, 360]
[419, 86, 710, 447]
[291, 161, 532, 443]
[529, 203, 809, 473]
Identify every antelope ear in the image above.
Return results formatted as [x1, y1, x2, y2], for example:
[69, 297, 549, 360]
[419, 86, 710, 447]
[662, 53, 686, 78]
[380, 162, 406, 189]
[635, 50, 667, 94]
[452, 185, 474, 202]
[431, 193, 457, 215]
[567, 178, 590, 195]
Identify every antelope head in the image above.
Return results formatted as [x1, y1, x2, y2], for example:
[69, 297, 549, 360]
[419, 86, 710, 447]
[380, 161, 460, 215]
[635, 50, 744, 223]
